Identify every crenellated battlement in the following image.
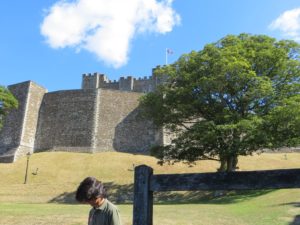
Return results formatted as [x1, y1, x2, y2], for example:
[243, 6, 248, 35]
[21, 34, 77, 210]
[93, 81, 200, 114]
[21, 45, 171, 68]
[82, 68, 164, 93]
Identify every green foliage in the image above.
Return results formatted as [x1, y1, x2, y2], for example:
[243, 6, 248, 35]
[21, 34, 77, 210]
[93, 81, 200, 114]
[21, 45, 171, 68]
[265, 95, 300, 147]
[0, 86, 18, 128]
[140, 33, 300, 171]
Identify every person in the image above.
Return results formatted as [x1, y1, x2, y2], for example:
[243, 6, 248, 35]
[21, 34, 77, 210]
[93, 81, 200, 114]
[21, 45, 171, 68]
[75, 177, 122, 225]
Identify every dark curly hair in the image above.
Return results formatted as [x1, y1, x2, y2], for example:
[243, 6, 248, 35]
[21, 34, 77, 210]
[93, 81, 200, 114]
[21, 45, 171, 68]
[75, 177, 107, 202]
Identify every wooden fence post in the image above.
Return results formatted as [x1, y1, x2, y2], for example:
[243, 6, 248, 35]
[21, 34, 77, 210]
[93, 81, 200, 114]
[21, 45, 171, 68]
[133, 165, 153, 225]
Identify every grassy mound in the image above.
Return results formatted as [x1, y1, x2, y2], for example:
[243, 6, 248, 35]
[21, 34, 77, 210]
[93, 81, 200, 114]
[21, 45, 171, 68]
[0, 151, 299, 204]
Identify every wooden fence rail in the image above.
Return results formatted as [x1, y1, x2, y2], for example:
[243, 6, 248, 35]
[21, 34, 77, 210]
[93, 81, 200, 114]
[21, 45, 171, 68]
[133, 165, 300, 225]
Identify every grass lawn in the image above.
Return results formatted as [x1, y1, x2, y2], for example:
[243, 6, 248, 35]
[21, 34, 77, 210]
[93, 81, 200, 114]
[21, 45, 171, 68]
[0, 188, 300, 225]
[0, 152, 300, 224]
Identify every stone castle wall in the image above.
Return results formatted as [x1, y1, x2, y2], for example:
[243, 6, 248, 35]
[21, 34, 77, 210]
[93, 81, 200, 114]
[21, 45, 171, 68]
[33, 88, 159, 154]
[34, 89, 97, 152]
[0, 82, 29, 157]
[18, 82, 47, 159]
[0, 81, 47, 162]
[94, 89, 159, 153]
[0, 72, 165, 163]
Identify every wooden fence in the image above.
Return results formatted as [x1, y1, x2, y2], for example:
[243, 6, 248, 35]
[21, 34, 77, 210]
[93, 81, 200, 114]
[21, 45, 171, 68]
[133, 165, 300, 225]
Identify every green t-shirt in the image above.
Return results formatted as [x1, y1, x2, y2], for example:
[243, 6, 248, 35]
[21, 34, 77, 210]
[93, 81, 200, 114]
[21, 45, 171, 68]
[88, 199, 122, 225]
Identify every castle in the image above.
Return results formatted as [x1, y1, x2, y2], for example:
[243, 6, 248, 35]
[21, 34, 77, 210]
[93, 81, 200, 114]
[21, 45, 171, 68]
[0, 70, 169, 163]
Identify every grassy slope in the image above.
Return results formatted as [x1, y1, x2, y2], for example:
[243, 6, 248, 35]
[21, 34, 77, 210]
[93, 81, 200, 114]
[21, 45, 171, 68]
[0, 152, 300, 225]
[0, 152, 300, 203]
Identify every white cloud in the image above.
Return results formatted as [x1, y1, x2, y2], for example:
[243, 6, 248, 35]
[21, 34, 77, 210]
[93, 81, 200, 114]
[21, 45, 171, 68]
[40, 0, 180, 68]
[269, 8, 300, 41]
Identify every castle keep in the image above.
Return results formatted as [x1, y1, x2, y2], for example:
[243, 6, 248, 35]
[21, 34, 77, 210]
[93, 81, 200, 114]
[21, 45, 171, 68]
[0, 72, 167, 163]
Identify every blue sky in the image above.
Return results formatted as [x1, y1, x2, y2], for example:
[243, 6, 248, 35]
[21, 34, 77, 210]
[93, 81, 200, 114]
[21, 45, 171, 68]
[1, 0, 300, 92]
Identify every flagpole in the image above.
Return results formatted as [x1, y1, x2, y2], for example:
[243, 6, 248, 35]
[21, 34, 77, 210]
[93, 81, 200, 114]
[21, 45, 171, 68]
[165, 48, 168, 65]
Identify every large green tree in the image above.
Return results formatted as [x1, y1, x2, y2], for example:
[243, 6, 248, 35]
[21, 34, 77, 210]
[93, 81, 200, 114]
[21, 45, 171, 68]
[0, 86, 18, 128]
[140, 33, 300, 172]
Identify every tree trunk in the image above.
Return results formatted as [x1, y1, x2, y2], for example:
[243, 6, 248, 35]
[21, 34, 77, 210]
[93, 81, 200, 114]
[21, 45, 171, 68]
[232, 155, 238, 171]
[227, 155, 238, 172]
[226, 157, 233, 172]
[218, 158, 227, 172]
[218, 155, 238, 172]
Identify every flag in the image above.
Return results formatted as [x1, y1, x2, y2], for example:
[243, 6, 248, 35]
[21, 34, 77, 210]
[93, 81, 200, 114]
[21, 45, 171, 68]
[166, 48, 174, 54]
[165, 48, 174, 65]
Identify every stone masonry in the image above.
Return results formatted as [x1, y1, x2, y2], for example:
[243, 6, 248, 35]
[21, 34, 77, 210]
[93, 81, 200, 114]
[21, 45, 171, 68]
[0, 70, 166, 163]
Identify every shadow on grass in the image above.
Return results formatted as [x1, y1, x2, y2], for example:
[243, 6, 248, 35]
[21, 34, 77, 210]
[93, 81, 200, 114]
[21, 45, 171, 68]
[290, 215, 300, 225]
[48, 182, 133, 204]
[278, 202, 300, 225]
[279, 202, 300, 207]
[48, 182, 273, 205]
[154, 189, 273, 205]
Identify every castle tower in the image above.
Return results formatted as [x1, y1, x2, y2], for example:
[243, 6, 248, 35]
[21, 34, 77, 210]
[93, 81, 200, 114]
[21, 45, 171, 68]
[119, 76, 134, 91]
[0, 81, 47, 162]
[82, 73, 111, 90]
[82, 73, 100, 89]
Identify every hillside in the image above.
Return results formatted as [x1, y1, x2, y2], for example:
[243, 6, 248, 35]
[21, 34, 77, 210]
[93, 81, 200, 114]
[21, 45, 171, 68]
[0, 151, 299, 203]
